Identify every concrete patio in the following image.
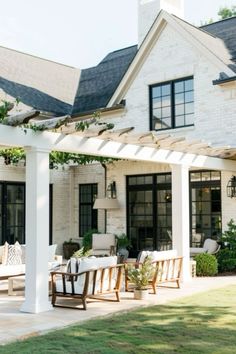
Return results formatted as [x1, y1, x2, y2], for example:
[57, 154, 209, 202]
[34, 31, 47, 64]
[0, 275, 236, 345]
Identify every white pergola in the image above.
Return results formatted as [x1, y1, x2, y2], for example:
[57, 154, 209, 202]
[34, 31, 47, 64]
[1, 116, 236, 313]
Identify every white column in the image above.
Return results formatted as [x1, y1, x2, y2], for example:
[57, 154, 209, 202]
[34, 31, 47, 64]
[171, 164, 191, 282]
[21, 147, 52, 313]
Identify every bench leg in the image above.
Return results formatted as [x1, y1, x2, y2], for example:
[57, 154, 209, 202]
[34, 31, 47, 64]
[82, 298, 87, 310]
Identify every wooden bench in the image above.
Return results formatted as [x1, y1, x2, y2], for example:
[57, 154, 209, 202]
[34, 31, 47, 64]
[125, 256, 183, 294]
[51, 256, 124, 310]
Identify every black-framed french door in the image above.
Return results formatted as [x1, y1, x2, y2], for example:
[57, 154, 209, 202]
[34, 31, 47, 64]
[190, 171, 221, 246]
[0, 182, 53, 245]
[127, 173, 172, 257]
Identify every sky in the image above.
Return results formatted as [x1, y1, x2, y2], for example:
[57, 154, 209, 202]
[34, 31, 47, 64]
[0, 0, 235, 69]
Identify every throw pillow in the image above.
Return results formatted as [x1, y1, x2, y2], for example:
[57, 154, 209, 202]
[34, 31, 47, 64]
[48, 244, 57, 262]
[1, 242, 9, 265]
[21, 245, 26, 264]
[0, 245, 5, 264]
[6, 241, 22, 265]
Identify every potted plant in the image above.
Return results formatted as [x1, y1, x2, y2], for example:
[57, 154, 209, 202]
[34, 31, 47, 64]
[116, 233, 131, 261]
[127, 256, 154, 300]
[63, 239, 80, 259]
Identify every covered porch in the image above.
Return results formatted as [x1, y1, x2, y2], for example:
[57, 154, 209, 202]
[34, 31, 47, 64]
[0, 122, 236, 313]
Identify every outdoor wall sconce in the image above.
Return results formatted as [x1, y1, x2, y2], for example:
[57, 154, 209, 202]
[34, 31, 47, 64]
[227, 176, 236, 198]
[106, 181, 117, 199]
[165, 192, 172, 202]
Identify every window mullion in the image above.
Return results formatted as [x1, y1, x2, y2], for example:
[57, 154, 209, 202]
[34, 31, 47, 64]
[171, 81, 175, 128]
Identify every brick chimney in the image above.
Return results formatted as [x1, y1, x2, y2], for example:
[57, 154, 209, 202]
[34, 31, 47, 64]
[138, 0, 185, 46]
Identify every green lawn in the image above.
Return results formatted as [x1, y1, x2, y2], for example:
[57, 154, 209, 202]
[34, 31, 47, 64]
[1, 285, 236, 354]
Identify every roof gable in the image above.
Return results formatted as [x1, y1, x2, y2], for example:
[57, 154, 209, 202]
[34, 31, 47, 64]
[108, 11, 236, 107]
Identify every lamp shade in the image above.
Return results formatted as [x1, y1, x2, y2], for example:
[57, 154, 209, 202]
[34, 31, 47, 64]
[93, 198, 120, 209]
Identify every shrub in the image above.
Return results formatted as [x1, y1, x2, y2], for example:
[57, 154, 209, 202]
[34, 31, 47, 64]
[221, 219, 236, 250]
[82, 229, 98, 251]
[195, 253, 218, 276]
[217, 249, 236, 273]
[72, 247, 92, 258]
[115, 233, 131, 249]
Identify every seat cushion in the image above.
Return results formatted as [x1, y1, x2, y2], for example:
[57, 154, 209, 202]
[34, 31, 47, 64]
[190, 247, 206, 255]
[203, 239, 218, 254]
[0, 264, 25, 277]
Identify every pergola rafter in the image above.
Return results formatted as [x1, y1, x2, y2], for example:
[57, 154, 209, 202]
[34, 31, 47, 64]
[1, 109, 236, 314]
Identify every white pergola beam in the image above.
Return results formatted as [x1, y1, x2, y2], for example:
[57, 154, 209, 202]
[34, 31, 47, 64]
[0, 124, 235, 171]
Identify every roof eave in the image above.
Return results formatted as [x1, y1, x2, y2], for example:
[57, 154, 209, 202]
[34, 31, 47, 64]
[71, 103, 126, 120]
[213, 76, 236, 85]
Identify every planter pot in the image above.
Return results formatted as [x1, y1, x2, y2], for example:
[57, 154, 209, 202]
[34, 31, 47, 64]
[63, 243, 80, 259]
[117, 247, 129, 262]
[134, 289, 149, 300]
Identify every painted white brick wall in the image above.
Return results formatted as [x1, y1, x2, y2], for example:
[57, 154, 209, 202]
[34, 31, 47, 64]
[108, 23, 236, 147]
[0, 160, 72, 255]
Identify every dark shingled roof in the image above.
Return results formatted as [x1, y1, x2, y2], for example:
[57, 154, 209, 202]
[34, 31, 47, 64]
[1, 17, 236, 117]
[0, 77, 72, 116]
[71, 45, 138, 116]
[201, 16, 236, 63]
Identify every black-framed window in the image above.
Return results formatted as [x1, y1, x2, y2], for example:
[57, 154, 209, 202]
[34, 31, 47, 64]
[0, 182, 53, 245]
[190, 171, 221, 246]
[79, 184, 98, 237]
[127, 173, 172, 257]
[150, 77, 194, 131]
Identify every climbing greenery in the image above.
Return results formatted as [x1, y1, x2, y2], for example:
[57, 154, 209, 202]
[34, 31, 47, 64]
[0, 101, 117, 168]
[0, 148, 116, 169]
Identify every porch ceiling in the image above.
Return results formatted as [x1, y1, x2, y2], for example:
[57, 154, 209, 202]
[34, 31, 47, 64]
[1, 111, 236, 171]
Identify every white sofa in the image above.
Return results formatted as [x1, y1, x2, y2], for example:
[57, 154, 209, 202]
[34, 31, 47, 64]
[51, 255, 124, 310]
[0, 243, 61, 280]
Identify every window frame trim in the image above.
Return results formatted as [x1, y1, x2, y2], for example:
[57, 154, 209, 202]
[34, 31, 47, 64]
[149, 76, 194, 131]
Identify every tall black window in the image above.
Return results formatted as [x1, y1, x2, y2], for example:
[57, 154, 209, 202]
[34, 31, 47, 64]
[0, 182, 53, 245]
[190, 171, 221, 246]
[150, 77, 194, 131]
[127, 174, 172, 257]
[79, 184, 98, 237]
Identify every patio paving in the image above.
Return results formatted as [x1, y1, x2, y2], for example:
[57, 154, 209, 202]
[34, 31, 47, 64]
[0, 275, 236, 345]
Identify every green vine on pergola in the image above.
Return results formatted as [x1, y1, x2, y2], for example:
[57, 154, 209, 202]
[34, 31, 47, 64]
[0, 149, 116, 169]
[0, 100, 117, 168]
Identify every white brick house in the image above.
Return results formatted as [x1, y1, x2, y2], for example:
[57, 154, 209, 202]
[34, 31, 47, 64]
[1, 0, 236, 312]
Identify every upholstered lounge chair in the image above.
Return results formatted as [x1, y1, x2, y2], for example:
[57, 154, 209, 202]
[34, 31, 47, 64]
[92, 234, 116, 256]
[190, 238, 220, 257]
